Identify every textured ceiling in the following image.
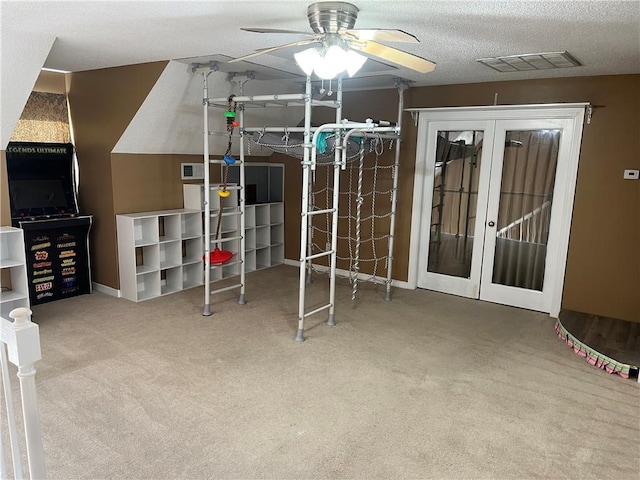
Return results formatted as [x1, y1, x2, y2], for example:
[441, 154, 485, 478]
[2, 0, 639, 87]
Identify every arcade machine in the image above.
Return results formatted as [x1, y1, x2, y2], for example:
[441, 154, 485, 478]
[6, 141, 92, 305]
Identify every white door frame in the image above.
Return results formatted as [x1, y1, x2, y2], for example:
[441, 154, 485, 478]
[407, 104, 587, 317]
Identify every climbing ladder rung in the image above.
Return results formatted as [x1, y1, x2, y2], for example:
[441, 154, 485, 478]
[303, 303, 332, 319]
[209, 210, 242, 218]
[304, 250, 334, 262]
[209, 283, 243, 296]
[209, 159, 243, 165]
[211, 235, 243, 243]
[209, 185, 242, 191]
[306, 208, 336, 217]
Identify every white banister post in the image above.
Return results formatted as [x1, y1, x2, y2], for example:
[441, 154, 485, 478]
[9, 307, 46, 480]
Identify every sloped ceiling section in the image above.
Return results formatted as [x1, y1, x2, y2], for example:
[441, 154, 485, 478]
[113, 60, 311, 156]
[0, 28, 56, 149]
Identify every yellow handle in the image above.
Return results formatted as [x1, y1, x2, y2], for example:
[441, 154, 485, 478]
[218, 189, 230, 198]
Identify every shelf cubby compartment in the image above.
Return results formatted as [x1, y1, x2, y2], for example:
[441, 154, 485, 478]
[158, 214, 181, 242]
[182, 238, 203, 265]
[160, 266, 182, 296]
[270, 203, 284, 224]
[256, 247, 271, 270]
[270, 244, 285, 266]
[182, 263, 203, 289]
[270, 224, 284, 245]
[244, 228, 256, 251]
[181, 211, 202, 239]
[136, 271, 160, 301]
[255, 204, 270, 226]
[244, 205, 256, 229]
[135, 244, 160, 275]
[244, 250, 257, 272]
[159, 240, 181, 269]
[255, 226, 270, 249]
[134, 217, 159, 246]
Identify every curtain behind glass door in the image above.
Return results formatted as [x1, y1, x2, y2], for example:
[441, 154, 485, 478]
[492, 130, 560, 290]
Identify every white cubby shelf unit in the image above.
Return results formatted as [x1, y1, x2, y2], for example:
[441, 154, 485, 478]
[227, 163, 285, 272]
[183, 178, 284, 275]
[116, 209, 204, 302]
[0, 226, 30, 318]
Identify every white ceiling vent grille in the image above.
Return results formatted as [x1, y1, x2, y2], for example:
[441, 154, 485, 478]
[477, 51, 582, 72]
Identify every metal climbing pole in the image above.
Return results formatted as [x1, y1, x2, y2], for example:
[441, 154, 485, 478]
[296, 75, 315, 342]
[202, 71, 212, 315]
[384, 80, 408, 301]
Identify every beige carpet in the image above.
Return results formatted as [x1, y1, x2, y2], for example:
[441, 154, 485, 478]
[26, 265, 640, 479]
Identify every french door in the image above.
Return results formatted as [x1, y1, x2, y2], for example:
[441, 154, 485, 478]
[409, 105, 586, 315]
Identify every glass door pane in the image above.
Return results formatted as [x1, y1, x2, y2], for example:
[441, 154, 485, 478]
[427, 130, 483, 278]
[491, 129, 560, 290]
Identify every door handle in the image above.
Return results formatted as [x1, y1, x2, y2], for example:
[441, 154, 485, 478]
[488, 221, 495, 227]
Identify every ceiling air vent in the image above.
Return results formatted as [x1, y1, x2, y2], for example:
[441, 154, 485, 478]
[476, 51, 582, 72]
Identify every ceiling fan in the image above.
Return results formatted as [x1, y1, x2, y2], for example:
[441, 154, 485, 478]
[228, 1, 436, 75]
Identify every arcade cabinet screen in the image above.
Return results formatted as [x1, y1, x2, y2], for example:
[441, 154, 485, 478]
[6, 142, 77, 217]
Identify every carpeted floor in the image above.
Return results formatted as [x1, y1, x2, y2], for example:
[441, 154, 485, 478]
[24, 265, 640, 479]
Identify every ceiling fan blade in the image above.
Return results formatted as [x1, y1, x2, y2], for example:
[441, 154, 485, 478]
[241, 28, 315, 37]
[229, 39, 319, 63]
[351, 41, 436, 74]
[343, 29, 419, 43]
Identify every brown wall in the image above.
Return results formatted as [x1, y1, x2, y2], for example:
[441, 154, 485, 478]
[111, 153, 268, 215]
[112, 153, 206, 214]
[66, 62, 168, 289]
[33, 70, 66, 94]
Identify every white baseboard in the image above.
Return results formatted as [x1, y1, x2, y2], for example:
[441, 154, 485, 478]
[283, 258, 411, 290]
[92, 282, 121, 298]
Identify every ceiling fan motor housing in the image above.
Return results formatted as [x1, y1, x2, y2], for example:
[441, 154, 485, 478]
[307, 2, 359, 33]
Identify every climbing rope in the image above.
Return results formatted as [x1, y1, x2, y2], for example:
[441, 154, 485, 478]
[352, 148, 365, 300]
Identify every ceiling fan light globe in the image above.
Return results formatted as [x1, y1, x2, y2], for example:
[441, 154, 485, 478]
[345, 50, 367, 77]
[314, 56, 343, 79]
[294, 47, 321, 76]
[293, 43, 367, 79]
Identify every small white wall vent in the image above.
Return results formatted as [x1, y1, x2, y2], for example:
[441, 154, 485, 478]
[181, 163, 204, 180]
